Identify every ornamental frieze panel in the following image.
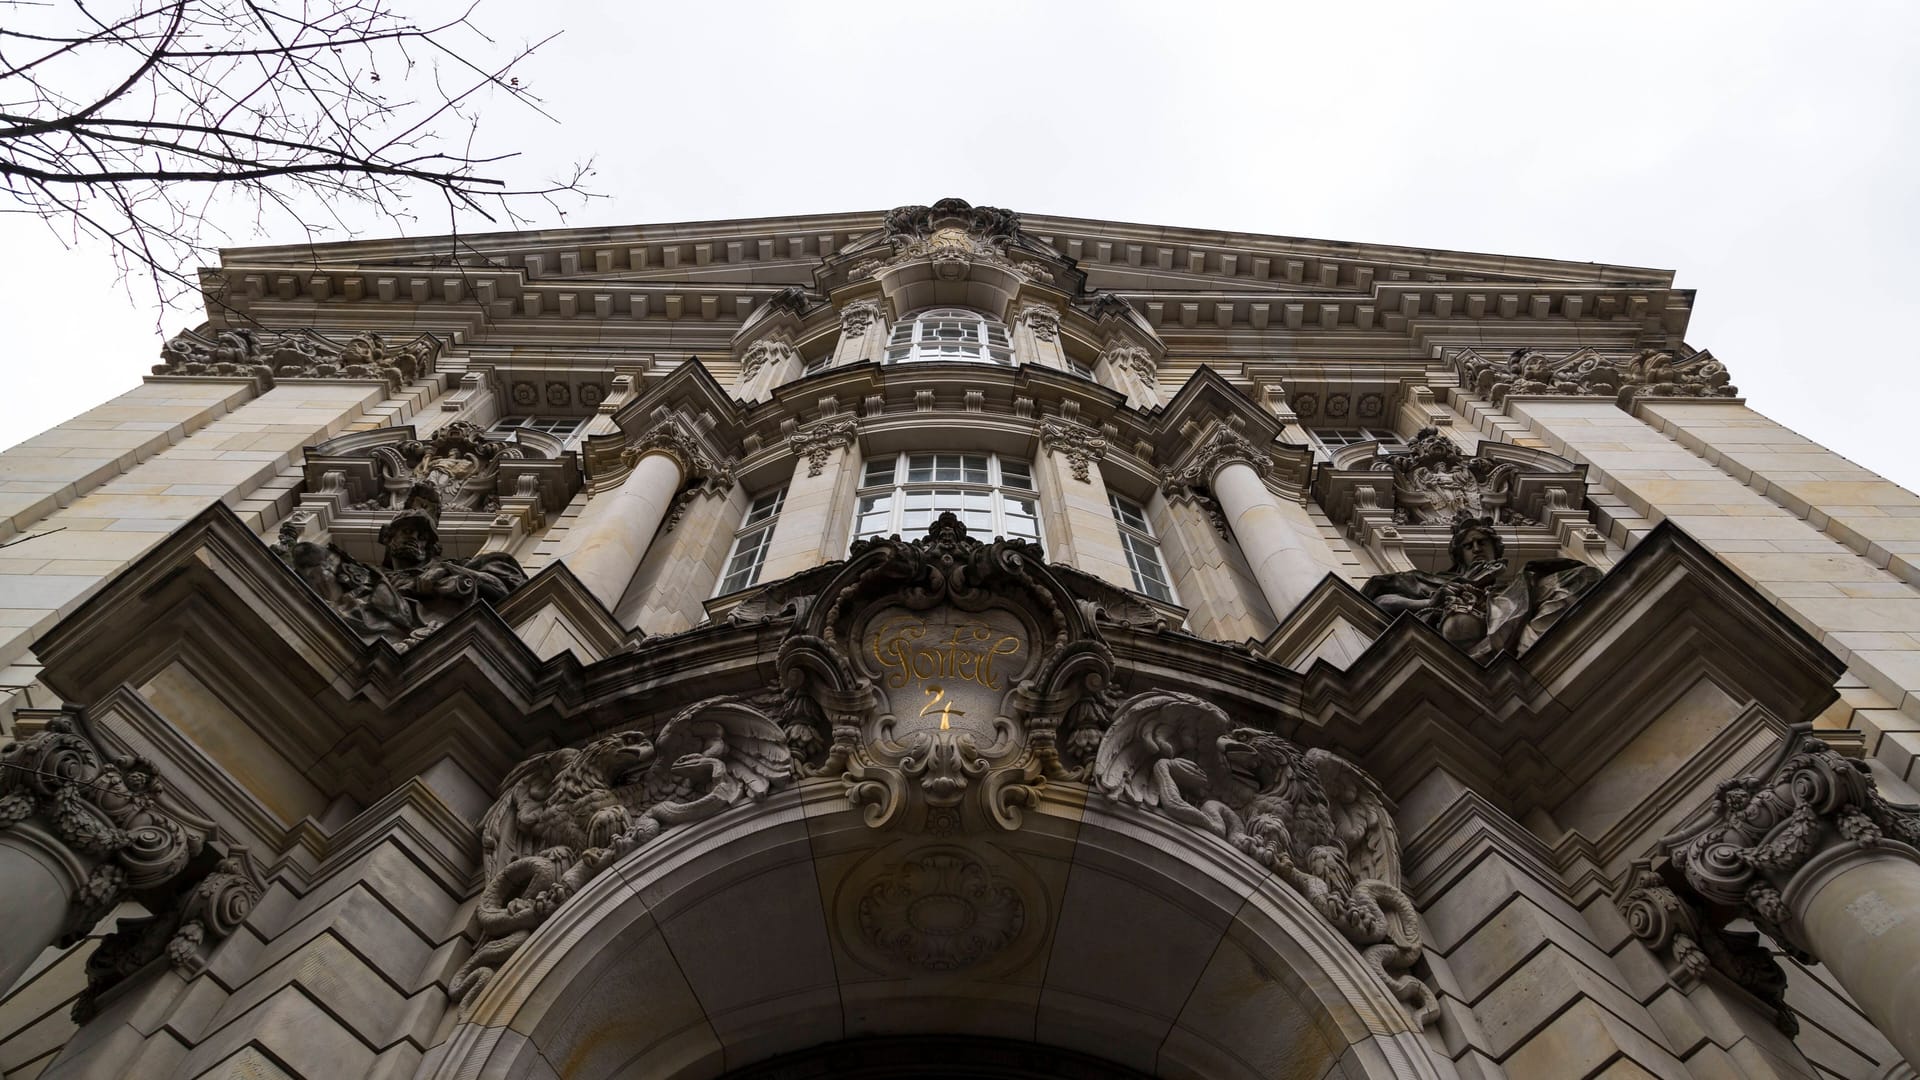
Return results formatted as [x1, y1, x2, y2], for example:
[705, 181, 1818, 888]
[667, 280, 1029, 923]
[1455, 346, 1737, 409]
[154, 326, 439, 390]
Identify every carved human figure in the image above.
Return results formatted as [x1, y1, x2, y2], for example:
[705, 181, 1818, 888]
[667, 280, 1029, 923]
[1093, 691, 1436, 1024]
[449, 700, 791, 1005]
[1362, 517, 1602, 660]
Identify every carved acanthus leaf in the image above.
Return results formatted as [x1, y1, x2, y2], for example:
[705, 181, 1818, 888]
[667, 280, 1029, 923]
[1038, 419, 1108, 483]
[788, 417, 859, 478]
[156, 327, 436, 390]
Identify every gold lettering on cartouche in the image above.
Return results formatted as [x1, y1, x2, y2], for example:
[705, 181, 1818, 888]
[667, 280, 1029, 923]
[870, 617, 1022, 693]
[920, 685, 963, 730]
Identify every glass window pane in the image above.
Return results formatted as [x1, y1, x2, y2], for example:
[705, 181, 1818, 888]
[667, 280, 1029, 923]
[907, 454, 935, 483]
[962, 455, 988, 484]
[1000, 459, 1033, 491]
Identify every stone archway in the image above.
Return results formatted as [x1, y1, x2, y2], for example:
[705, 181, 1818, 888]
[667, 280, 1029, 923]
[424, 781, 1451, 1080]
[715, 1035, 1157, 1079]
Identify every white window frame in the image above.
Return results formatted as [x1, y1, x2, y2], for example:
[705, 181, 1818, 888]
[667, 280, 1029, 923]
[853, 452, 1040, 546]
[884, 308, 1015, 366]
[1108, 492, 1177, 603]
[1307, 426, 1405, 462]
[716, 488, 786, 594]
[487, 415, 587, 440]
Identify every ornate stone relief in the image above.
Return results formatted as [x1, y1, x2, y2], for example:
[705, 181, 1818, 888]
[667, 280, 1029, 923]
[855, 846, 1027, 971]
[1092, 691, 1436, 1024]
[1158, 427, 1271, 537]
[155, 327, 436, 390]
[1016, 303, 1061, 342]
[272, 508, 527, 650]
[0, 713, 260, 1019]
[624, 423, 736, 532]
[1456, 346, 1737, 409]
[1038, 418, 1108, 483]
[788, 417, 859, 478]
[839, 299, 884, 338]
[1618, 866, 1796, 1034]
[449, 698, 792, 1005]
[1378, 427, 1528, 526]
[1663, 729, 1920, 957]
[357, 420, 521, 515]
[739, 338, 801, 383]
[1362, 517, 1602, 660]
[1099, 340, 1155, 382]
[854, 199, 1051, 285]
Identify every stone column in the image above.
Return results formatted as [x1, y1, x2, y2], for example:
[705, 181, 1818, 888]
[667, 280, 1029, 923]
[553, 426, 712, 611]
[1179, 429, 1339, 620]
[0, 713, 258, 1004]
[1662, 725, 1920, 1066]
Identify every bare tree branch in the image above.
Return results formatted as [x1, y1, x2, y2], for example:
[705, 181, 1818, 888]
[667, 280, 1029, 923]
[0, 0, 594, 319]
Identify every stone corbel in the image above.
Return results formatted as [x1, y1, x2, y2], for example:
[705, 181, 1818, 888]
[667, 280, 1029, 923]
[1618, 864, 1796, 1035]
[1038, 418, 1108, 483]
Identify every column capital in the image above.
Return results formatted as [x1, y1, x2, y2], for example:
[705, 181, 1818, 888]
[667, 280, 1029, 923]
[622, 422, 729, 492]
[1169, 426, 1272, 495]
[1662, 724, 1920, 956]
[1037, 418, 1108, 483]
[0, 710, 261, 1018]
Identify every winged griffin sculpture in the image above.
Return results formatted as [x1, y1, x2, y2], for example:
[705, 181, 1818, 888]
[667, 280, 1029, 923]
[1094, 691, 1436, 1023]
[448, 699, 790, 1005]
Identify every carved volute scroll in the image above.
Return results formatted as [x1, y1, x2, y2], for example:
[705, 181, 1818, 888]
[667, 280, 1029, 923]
[775, 512, 1117, 834]
[0, 711, 260, 1020]
[1660, 726, 1920, 958]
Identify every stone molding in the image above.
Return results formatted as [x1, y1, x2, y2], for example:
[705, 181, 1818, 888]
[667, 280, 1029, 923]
[787, 416, 860, 478]
[154, 326, 439, 390]
[1037, 418, 1108, 483]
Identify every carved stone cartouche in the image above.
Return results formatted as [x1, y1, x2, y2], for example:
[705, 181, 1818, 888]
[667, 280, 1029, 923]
[448, 699, 792, 1006]
[1362, 517, 1601, 660]
[1379, 428, 1528, 526]
[361, 420, 517, 514]
[272, 507, 527, 649]
[1092, 690, 1437, 1025]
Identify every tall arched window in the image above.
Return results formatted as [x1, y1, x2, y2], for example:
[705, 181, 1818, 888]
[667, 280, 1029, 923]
[884, 308, 1014, 365]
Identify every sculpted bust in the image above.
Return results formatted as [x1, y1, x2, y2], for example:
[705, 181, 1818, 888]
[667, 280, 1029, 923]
[1362, 517, 1601, 660]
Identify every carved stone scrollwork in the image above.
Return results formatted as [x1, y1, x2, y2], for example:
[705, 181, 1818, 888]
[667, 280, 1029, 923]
[1618, 865, 1796, 1034]
[155, 327, 437, 390]
[1457, 346, 1737, 409]
[1038, 419, 1108, 483]
[1100, 341, 1155, 383]
[739, 339, 801, 383]
[1016, 303, 1061, 343]
[360, 420, 520, 515]
[839, 299, 884, 338]
[857, 847, 1026, 971]
[0, 712, 260, 1020]
[1664, 728, 1920, 956]
[775, 512, 1117, 834]
[788, 417, 859, 478]
[449, 698, 793, 1007]
[1377, 427, 1529, 527]
[1091, 691, 1437, 1026]
[623, 423, 735, 532]
[1171, 427, 1271, 490]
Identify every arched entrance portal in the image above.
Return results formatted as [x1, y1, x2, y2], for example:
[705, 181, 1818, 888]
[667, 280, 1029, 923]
[426, 782, 1450, 1080]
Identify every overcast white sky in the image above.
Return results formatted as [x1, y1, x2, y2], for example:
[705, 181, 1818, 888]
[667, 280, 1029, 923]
[5, 2, 1918, 489]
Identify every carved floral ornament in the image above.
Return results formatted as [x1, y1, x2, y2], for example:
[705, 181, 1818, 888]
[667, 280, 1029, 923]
[1456, 346, 1737, 409]
[155, 326, 437, 390]
[0, 713, 261, 1020]
[454, 514, 1438, 1023]
[1616, 726, 1920, 1035]
[839, 299, 885, 338]
[1038, 418, 1108, 483]
[1015, 303, 1061, 342]
[788, 417, 859, 478]
[738, 338, 801, 382]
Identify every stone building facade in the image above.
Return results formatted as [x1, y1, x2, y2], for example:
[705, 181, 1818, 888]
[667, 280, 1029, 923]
[0, 200, 1916, 1079]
